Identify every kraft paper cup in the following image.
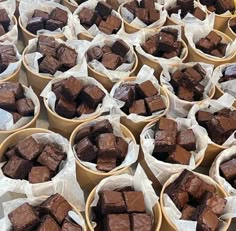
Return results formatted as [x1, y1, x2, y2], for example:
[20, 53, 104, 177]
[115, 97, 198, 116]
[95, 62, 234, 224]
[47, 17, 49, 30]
[85, 185, 162, 231]
[187, 30, 235, 67]
[62, 0, 77, 13]
[160, 171, 231, 231]
[225, 16, 236, 41]
[87, 52, 138, 92]
[77, 32, 94, 42]
[0, 85, 40, 144]
[0, 62, 21, 83]
[139, 118, 204, 190]
[70, 121, 137, 192]
[18, 16, 66, 45]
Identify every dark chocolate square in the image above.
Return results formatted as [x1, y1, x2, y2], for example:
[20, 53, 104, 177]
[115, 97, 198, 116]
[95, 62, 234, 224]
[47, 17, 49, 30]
[97, 133, 117, 158]
[79, 7, 97, 26]
[102, 53, 121, 70]
[145, 95, 166, 114]
[50, 7, 68, 25]
[28, 166, 51, 184]
[106, 15, 121, 32]
[158, 32, 175, 52]
[111, 39, 130, 58]
[74, 125, 92, 143]
[137, 80, 158, 98]
[135, 8, 149, 24]
[45, 19, 64, 31]
[38, 35, 56, 57]
[193, 7, 206, 20]
[167, 145, 191, 165]
[55, 98, 76, 119]
[154, 130, 176, 153]
[16, 98, 34, 117]
[177, 129, 196, 151]
[62, 76, 83, 100]
[39, 55, 60, 75]
[123, 191, 146, 213]
[130, 213, 152, 231]
[95, 1, 112, 19]
[92, 119, 113, 137]
[98, 20, 113, 34]
[220, 158, 236, 181]
[0, 90, 16, 111]
[129, 99, 147, 116]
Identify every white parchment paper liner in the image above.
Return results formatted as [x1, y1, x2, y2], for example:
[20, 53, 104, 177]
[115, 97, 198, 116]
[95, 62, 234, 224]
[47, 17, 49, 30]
[0, 86, 39, 131]
[119, 0, 167, 29]
[0, 132, 85, 213]
[185, 22, 236, 60]
[41, 74, 116, 120]
[140, 117, 208, 185]
[160, 61, 215, 118]
[87, 34, 136, 82]
[0, 41, 21, 80]
[89, 165, 159, 228]
[0, 0, 18, 44]
[164, 0, 215, 27]
[110, 65, 168, 123]
[70, 0, 125, 39]
[214, 63, 236, 98]
[210, 146, 236, 196]
[0, 195, 85, 230]
[72, 114, 139, 172]
[135, 25, 187, 64]
[188, 93, 236, 147]
[19, 0, 73, 37]
[162, 170, 236, 231]
[24, 37, 90, 77]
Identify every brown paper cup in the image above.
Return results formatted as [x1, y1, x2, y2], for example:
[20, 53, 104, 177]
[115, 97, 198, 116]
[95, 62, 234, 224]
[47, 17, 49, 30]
[18, 17, 66, 45]
[62, 0, 77, 13]
[187, 30, 235, 67]
[77, 32, 94, 42]
[87, 52, 138, 92]
[0, 62, 21, 83]
[0, 85, 40, 144]
[225, 16, 236, 41]
[85, 185, 162, 231]
[139, 118, 204, 190]
[70, 121, 136, 192]
[160, 171, 231, 231]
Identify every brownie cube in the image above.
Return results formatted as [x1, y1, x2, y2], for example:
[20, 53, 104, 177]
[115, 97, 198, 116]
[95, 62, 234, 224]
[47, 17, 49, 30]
[0, 91, 16, 111]
[75, 137, 97, 162]
[102, 53, 121, 70]
[124, 1, 138, 14]
[16, 98, 34, 116]
[106, 214, 131, 231]
[181, 204, 196, 220]
[87, 46, 103, 61]
[130, 213, 152, 231]
[92, 119, 113, 137]
[142, 38, 157, 55]
[154, 130, 176, 153]
[123, 191, 146, 213]
[158, 32, 175, 52]
[4, 147, 17, 160]
[206, 31, 222, 47]
[220, 158, 236, 181]
[98, 20, 113, 34]
[196, 38, 214, 54]
[55, 98, 76, 119]
[111, 39, 130, 58]
[129, 99, 146, 116]
[76, 102, 95, 117]
[177, 129, 196, 151]
[116, 136, 128, 160]
[141, 0, 155, 9]
[79, 7, 97, 26]
[37, 215, 60, 231]
[137, 80, 158, 98]
[38, 35, 56, 57]
[171, 70, 183, 90]
[163, 50, 178, 59]
[149, 9, 160, 24]
[33, 9, 49, 22]
[2, 155, 32, 179]
[177, 86, 194, 102]
[41, 193, 72, 224]
[61, 217, 82, 231]
[193, 7, 206, 20]
[95, 1, 112, 19]
[37, 145, 65, 172]
[96, 155, 116, 172]
[81, 85, 105, 108]
[39, 55, 60, 75]
[167, 5, 181, 16]
[106, 15, 121, 33]
[0, 9, 10, 31]
[215, 0, 235, 14]
[26, 17, 44, 35]
[157, 117, 177, 131]
[8, 203, 39, 231]
[193, 63, 206, 77]
[97, 133, 117, 158]
[62, 76, 82, 100]
[102, 45, 112, 54]
[167, 145, 191, 165]
[196, 110, 214, 127]
[145, 95, 166, 114]
[135, 8, 149, 24]
[100, 190, 126, 214]
[50, 7, 68, 25]
[181, 67, 203, 88]
[28, 166, 51, 184]
[17, 136, 42, 160]
[45, 19, 64, 31]
[113, 85, 135, 107]
[74, 125, 92, 143]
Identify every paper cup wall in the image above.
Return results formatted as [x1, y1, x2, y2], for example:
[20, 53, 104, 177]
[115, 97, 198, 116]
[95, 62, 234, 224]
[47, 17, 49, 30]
[70, 122, 137, 192]
[225, 16, 236, 41]
[0, 62, 21, 83]
[85, 185, 162, 231]
[160, 171, 231, 231]
[62, 0, 77, 13]
[187, 30, 235, 67]
[0, 85, 40, 143]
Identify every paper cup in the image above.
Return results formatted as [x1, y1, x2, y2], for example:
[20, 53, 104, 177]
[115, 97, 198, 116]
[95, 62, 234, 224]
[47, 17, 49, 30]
[0, 62, 21, 83]
[160, 171, 231, 231]
[187, 29, 235, 67]
[62, 0, 77, 13]
[87, 53, 138, 92]
[18, 16, 66, 45]
[225, 15, 236, 41]
[70, 121, 137, 192]
[0, 85, 40, 143]
[77, 31, 94, 41]
[85, 185, 162, 231]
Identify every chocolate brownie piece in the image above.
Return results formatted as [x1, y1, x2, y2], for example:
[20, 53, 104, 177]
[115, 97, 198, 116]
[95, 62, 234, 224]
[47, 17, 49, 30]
[210, 49, 223, 58]
[215, 0, 235, 14]
[106, 15, 122, 32]
[33, 9, 49, 22]
[116, 137, 128, 160]
[154, 130, 176, 153]
[92, 119, 113, 137]
[177, 129, 196, 151]
[111, 39, 130, 58]
[2, 155, 32, 179]
[177, 0, 194, 17]
[100, 190, 126, 214]
[123, 191, 146, 213]
[145, 95, 166, 114]
[0, 91, 16, 111]
[142, 37, 157, 55]
[194, 83, 205, 100]
[61, 217, 82, 231]
[26, 17, 44, 35]
[50, 7, 68, 25]
[87, 46, 103, 61]
[62, 76, 82, 100]
[55, 98, 76, 119]
[17, 136, 42, 160]
[97, 133, 117, 158]
[98, 20, 113, 34]
[102, 53, 121, 70]
[137, 80, 158, 98]
[0, 9, 10, 31]
[124, 1, 137, 14]
[135, 8, 149, 24]
[79, 7, 97, 26]
[158, 32, 175, 52]
[102, 45, 112, 54]
[28, 166, 51, 184]
[167, 5, 181, 16]
[45, 19, 64, 31]
[193, 7, 206, 20]
[95, 1, 113, 19]
[181, 204, 196, 220]
[52, 80, 66, 100]
[37, 144, 65, 172]
[74, 125, 92, 143]
[38, 35, 57, 57]
[8, 203, 39, 231]
[129, 99, 147, 116]
[220, 158, 236, 181]
[177, 86, 194, 101]
[167, 145, 191, 165]
[180, 67, 203, 88]
[193, 63, 206, 78]
[130, 213, 152, 231]
[16, 98, 34, 117]
[39, 55, 60, 75]
[157, 117, 177, 131]
[141, 0, 155, 9]
[96, 155, 116, 172]
[4, 146, 17, 160]
[163, 50, 178, 59]
[196, 38, 214, 54]
[196, 111, 214, 127]
[149, 9, 160, 24]
[41, 193, 72, 224]
[75, 137, 97, 162]
[76, 102, 95, 117]
[206, 31, 222, 47]
[106, 214, 131, 231]
[171, 70, 183, 90]
[37, 215, 60, 231]
[114, 85, 135, 107]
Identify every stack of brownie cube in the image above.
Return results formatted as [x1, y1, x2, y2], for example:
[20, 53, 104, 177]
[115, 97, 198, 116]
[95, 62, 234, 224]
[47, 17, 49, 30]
[26, 7, 68, 35]
[123, 0, 160, 25]
[0, 82, 35, 124]
[74, 119, 128, 172]
[94, 189, 152, 231]
[196, 108, 236, 145]
[79, 1, 121, 35]
[167, 0, 206, 21]
[200, 0, 235, 14]
[219, 64, 236, 83]
[2, 136, 66, 184]
[153, 118, 196, 165]
[0, 9, 11, 36]
[229, 18, 236, 33]
[0, 45, 18, 73]
[220, 157, 236, 189]
[87, 39, 131, 70]
[165, 169, 226, 231]
[37, 35, 78, 75]
[52, 76, 105, 119]
[8, 193, 82, 231]
[113, 80, 166, 116]
[170, 63, 207, 102]
[141, 28, 183, 59]
[196, 31, 227, 58]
